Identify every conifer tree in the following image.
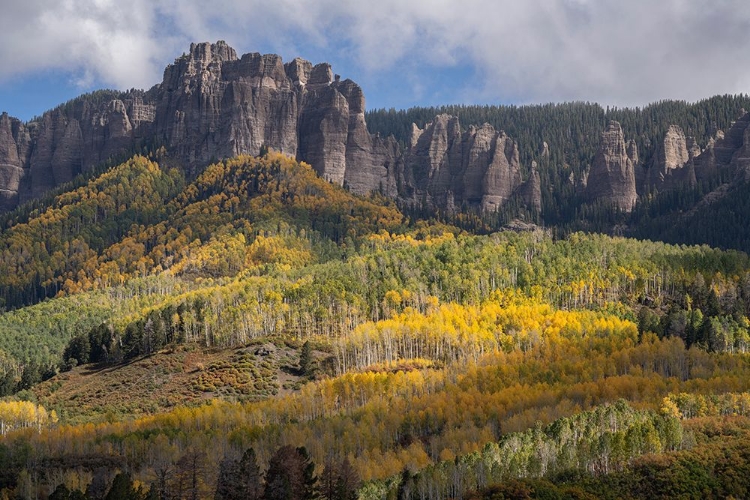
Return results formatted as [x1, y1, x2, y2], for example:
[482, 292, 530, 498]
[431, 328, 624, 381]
[264, 446, 318, 500]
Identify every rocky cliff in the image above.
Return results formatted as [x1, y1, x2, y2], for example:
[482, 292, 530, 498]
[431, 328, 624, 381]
[0, 113, 30, 211]
[0, 41, 399, 208]
[645, 124, 698, 192]
[0, 41, 534, 215]
[584, 113, 750, 212]
[727, 114, 750, 181]
[143, 41, 400, 192]
[643, 113, 750, 191]
[397, 115, 540, 212]
[586, 121, 638, 212]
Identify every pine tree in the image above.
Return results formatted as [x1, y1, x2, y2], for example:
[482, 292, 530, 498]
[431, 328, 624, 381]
[215, 448, 262, 500]
[104, 473, 138, 500]
[396, 468, 413, 500]
[214, 457, 240, 500]
[299, 341, 313, 376]
[239, 448, 263, 500]
[334, 458, 359, 500]
[264, 445, 318, 500]
[49, 484, 72, 500]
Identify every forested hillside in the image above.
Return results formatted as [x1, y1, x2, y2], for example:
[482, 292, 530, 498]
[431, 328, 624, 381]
[2, 152, 750, 499]
[369, 95, 750, 247]
[367, 96, 750, 166]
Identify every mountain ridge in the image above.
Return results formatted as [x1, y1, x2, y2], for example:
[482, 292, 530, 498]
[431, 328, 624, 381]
[3, 41, 750, 252]
[0, 41, 600, 218]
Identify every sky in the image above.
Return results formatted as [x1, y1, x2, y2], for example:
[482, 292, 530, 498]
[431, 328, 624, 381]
[1, 0, 750, 122]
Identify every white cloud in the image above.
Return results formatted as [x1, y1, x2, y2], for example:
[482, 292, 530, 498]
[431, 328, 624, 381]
[1, 0, 750, 107]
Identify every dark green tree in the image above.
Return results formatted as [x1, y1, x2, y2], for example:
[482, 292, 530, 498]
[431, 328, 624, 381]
[104, 473, 139, 500]
[49, 484, 72, 500]
[299, 341, 313, 376]
[214, 457, 240, 500]
[239, 448, 263, 500]
[216, 448, 263, 500]
[334, 458, 359, 500]
[264, 445, 318, 500]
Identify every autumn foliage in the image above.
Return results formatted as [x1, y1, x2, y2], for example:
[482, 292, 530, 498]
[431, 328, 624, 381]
[2, 153, 750, 498]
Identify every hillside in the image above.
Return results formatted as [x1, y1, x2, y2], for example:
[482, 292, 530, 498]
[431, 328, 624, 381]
[1, 151, 750, 498]
[4, 41, 750, 255]
[30, 339, 316, 424]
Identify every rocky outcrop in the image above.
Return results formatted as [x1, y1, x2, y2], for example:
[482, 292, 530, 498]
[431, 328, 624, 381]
[540, 141, 550, 158]
[586, 121, 637, 212]
[397, 115, 538, 212]
[687, 114, 750, 184]
[729, 114, 750, 182]
[714, 115, 750, 166]
[150, 41, 399, 191]
[155, 44, 298, 173]
[0, 113, 30, 210]
[640, 113, 750, 194]
[0, 41, 540, 216]
[646, 125, 697, 192]
[6, 40, 750, 221]
[3, 95, 157, 204]
[517, 161, 542, 213]
[0, 41, 401, 208]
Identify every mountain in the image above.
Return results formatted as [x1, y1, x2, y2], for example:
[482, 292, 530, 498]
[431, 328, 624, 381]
[4, 41, 750, 250]
[0, 41, 396, 209]
[0, 41, 543, 218]
[5, 41, 750, 500]
[2, 149, 750, 498]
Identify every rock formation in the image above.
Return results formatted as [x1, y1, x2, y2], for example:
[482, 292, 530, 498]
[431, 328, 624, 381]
[586, 121, 637, 212]
[5, 41, 750, 221]
[641, 113, 750, 193]
[0, 41, 403, 209]
[396, 115, 539, 212]
[685, 114, 750, 184]
[517, 161, 542, 213]
[0, 41, 545, 216]
[646, 125, 697, 192]
[0, 113, 30, 210]
[728, 114, 750, 182]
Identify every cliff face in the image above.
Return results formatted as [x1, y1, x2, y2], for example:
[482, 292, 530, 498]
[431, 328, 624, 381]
[397, 115, 538, 212]
[0, 40, 532, 215]
[586, 121, 638, 212]
[2, 95, 157, 206]
[0, 113, 30, 210]
[0, 42, 531, 215]
[6, 41, 750, 222]
[1, 41, 399, 208]
[153, 41, 398, 190]
[728, 114, 750, 182]
[645, 125, 697, 192]
[155, 44, 297, 172]
[518, 162, 542, 213]
[646, 113, 750, 189]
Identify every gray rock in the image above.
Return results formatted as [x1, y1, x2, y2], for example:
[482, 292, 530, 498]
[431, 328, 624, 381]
[517, 161, 542, 213]
[586, 121, 637, 212]
[647, 125, 695, 191]
[0, 113, 28, 210]
[693, 114, 750, 182]
[398, 115, 532, 213]
[0, 40, 537, 216]
[730, 115, 750, 182]
[540, 141, 550, 158]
